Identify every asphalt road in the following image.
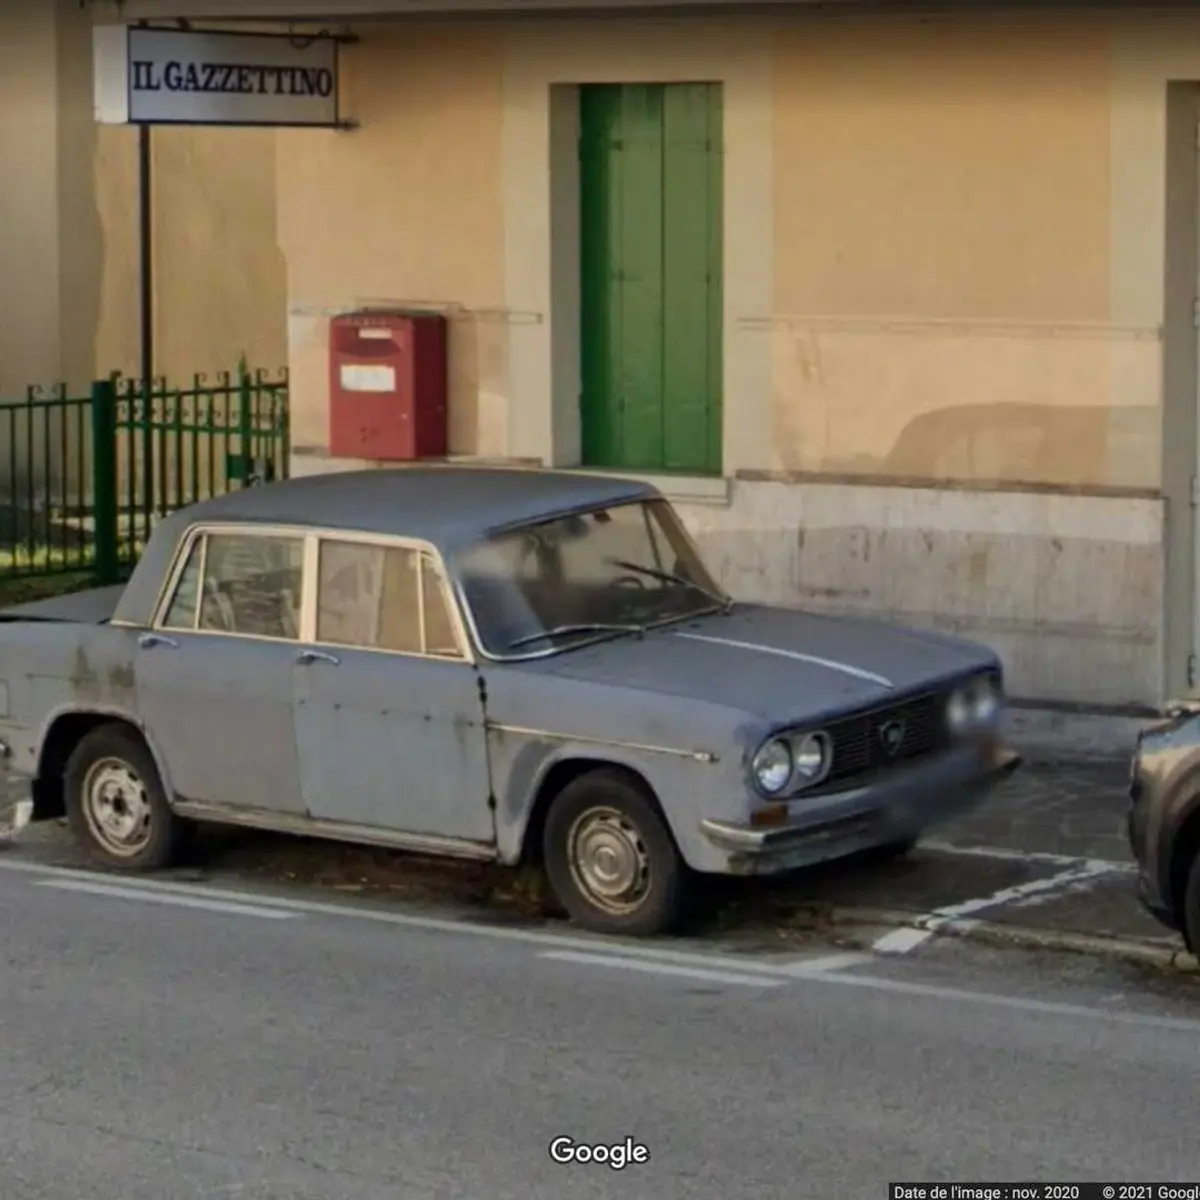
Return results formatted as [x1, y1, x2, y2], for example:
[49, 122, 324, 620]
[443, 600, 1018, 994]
[1, 861, 1198, 1200]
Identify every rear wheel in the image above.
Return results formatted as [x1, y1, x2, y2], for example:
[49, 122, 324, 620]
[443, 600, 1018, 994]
[64, 724, 189, 871]
[543, 768, 689, 937]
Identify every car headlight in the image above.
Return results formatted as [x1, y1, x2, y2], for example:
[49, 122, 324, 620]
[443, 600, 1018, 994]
[969, 674, 1002, 724]
[751, 738, 792, 795]
[792, 731, 832, 785]
[946, 674, 1003, 733]
[945, 686, 973, 732]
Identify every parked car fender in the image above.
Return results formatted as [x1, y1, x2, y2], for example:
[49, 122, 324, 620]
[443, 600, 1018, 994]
[490, 728, 750, 872]
[32, 703, 178, 821]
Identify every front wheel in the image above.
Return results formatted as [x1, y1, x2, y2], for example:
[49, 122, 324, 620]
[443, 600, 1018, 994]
[64, 723, 188, 871]
[543, 768, 690, 937]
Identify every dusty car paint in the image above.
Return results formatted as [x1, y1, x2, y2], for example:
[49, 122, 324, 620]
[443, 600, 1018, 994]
[0, 466, 1018, 880]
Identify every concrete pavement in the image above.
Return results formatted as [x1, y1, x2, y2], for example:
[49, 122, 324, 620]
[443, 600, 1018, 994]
[1, 859, 1199, 1199]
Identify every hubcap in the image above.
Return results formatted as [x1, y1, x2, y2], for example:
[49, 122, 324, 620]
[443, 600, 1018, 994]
[81, 758, 152, 857]
[567, 806, 651, 915]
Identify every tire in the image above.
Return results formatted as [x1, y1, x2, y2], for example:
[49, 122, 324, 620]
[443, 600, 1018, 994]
[1182, 852, 1200, 955]
[543, 768, 689, 937]
[64, 723, 188, 871]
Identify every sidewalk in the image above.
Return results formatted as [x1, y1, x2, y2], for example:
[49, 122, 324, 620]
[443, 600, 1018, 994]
[939, 753, 1130, 863]
[1001, 703, 1147, 767]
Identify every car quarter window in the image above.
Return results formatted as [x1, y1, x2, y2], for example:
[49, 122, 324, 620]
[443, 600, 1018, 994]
[161, 536, 203, 630]
[162, 531, 304, 639]
[316, 539, 462, 658]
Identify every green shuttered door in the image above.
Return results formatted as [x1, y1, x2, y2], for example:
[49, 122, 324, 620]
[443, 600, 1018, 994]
[579, 83, 723, 474]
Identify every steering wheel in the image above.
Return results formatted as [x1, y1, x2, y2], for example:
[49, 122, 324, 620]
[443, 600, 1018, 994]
[611, 574, 648, 590]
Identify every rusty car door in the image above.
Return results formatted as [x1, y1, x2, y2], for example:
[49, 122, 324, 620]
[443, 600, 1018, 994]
[291, 535, 495, 845]
[293, 649, 493, 842]
[133, 527, 306, 814]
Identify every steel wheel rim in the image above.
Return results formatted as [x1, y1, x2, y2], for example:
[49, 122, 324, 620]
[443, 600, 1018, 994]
[566, 806, 651, 916]
[81, 757, 152, 858]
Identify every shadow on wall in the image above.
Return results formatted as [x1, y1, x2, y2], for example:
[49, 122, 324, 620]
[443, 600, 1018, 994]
[819, 402, 1160, 492]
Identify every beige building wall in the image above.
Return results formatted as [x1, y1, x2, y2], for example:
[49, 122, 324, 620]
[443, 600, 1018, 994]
[0, 0, 286, 395]
[277, 24, 506, 456]
[769, 13, 1158, 494]
[275, 12, 1180, 707]
[93, 123, 287, 384]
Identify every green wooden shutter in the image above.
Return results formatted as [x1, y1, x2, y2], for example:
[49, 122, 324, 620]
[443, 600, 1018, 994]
[579, 83, 723, 474]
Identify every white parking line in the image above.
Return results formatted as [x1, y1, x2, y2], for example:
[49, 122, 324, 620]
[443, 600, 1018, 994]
[780, 952, 874, 974]
[871, 861, 1120, 955]
[920, 840, 1138, 875]
[10, 857, 1199, 1033]
[540, 950, 788, 988]
[0, 859, 821, 976]
[35, 878, 300, 920]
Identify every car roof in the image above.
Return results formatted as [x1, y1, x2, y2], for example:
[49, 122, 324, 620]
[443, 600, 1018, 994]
[162, 465, 660, 551]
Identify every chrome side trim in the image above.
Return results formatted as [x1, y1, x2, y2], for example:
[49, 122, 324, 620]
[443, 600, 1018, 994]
[672, 631, 895, 690]
[169, 799, 498, 862]
[485, 722, 718, 764]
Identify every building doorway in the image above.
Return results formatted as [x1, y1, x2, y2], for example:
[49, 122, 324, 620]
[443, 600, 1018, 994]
[577, 82, 723, 475]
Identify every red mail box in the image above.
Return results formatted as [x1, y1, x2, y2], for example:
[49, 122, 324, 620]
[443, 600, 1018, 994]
[328, 310, 448, 461]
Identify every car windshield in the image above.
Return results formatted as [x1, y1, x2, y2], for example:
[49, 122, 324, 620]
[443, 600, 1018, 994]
[453, 498, 730, 657]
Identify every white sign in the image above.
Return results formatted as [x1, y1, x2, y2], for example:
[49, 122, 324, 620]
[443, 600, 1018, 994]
[339, 364, 397, 393]
[93, 26, 340, 127]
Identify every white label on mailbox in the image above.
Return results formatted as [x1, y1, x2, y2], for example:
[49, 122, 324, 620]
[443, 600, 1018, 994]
[340, 364, 396, 393]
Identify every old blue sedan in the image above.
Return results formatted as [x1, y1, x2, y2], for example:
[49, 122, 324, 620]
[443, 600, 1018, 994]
[0, 466, 1019, 936]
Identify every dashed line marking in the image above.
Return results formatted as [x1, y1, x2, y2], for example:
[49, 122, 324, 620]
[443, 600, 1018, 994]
[35, 877, 299, 920]
[539, 949, 788, 988]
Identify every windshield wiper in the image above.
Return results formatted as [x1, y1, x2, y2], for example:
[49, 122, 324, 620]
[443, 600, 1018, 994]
[608, 559, 733, 612]
[505, 622, 646, 651]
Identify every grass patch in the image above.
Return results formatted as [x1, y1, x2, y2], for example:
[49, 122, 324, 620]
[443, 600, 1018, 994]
[0, 541, 137, 608]
[0, 545, 96, 573]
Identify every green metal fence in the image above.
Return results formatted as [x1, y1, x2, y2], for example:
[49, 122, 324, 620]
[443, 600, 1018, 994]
[0, 366, 289, 585]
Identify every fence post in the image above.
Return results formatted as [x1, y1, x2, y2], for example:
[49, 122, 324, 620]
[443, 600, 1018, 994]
[90, 377, 119, 585]
[237, 358, 255, 486]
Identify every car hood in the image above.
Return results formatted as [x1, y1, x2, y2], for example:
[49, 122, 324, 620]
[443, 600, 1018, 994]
[532, 603, 997, 724]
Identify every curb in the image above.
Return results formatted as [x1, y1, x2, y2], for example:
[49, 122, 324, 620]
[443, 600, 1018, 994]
[1002, 706, 1146, 765]
[826, 905, 1200, 973]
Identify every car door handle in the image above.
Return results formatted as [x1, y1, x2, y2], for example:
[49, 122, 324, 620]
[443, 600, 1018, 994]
[138, 632, 179, 650]
[296, 649, 340, 667]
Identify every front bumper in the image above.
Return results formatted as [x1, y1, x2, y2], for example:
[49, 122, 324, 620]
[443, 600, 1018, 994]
[698, 740, 1021, 875]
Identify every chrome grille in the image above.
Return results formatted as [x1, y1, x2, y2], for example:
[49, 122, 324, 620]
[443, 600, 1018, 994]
[823, 690, 949, 784]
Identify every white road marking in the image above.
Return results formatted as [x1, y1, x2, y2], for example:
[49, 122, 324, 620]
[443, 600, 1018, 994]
[35, 878, 299, 920]
[2, 859, 807, 976]
[779, 952, 874, 974]
[871, 861, 1121, 955]
[540, 950, 787, 988]
[920, 839, 1138, 875]
[671, 631, 895, 688]
[7, 857, 1198, 1034]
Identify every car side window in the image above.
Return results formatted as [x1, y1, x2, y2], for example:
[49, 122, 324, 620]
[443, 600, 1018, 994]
[316, 539, 462, 658]
[161, 536, 203, 630]
[193, 532, 304, 640]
